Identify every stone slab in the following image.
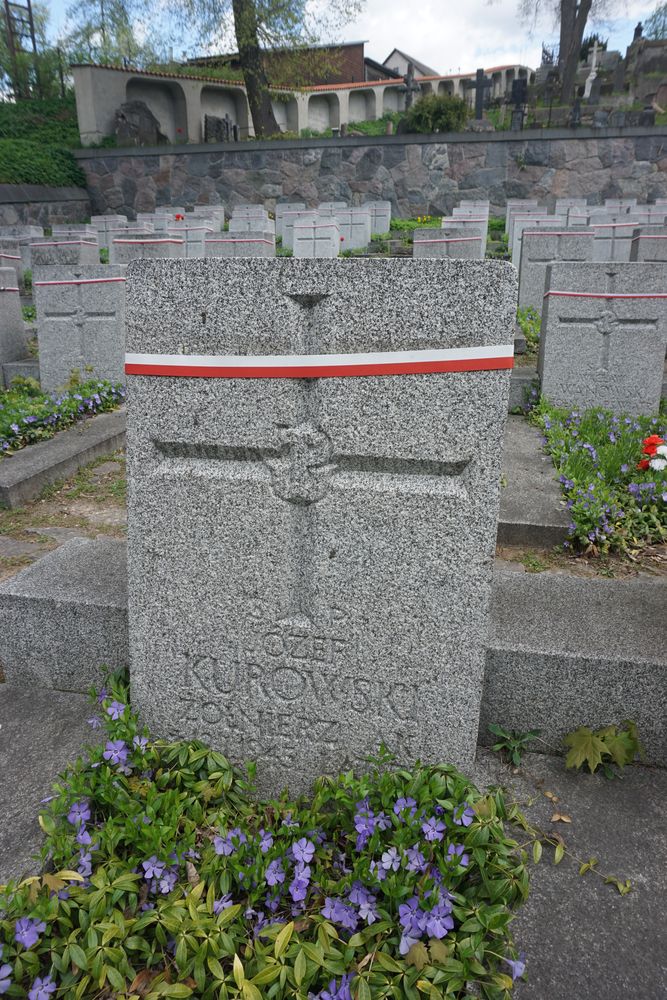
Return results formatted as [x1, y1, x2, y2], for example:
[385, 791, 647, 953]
[539, 262, 667, 415]
[110, 236, 185, 264]
[470, 750, 667, 1000]
[30, 240, 99, 267]
[630, 226, 667, 262]
[0, 537, 128, 690]
[413, 228, 484, 259]
[125, 257, 516, 794]
[0, 685, 92, 885]
[204, 232, 275, 257]
[518, 228, 595, 312]
[0, 408, 126, 508]
[0, 239, 24, 288]
[498, 416, 570, 547]
[482, 569, 667, 764]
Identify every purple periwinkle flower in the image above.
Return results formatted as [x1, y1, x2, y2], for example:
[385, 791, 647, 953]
[424, 901, 454, 939]
[157, 869, 178, 894]
[78, 850, 92, 877]
[380, 846, 400, 871]
[133, 735, 148, 752]
[213, 894, 233, 915]
[405, 845, 427, 873]
[321, 897, 358, 931]
[504, 953, 527, 981]
[214, 827, 247, 856]
[452, 802, 475, 827]
[86, 715, 102, 730]
[289, 869, 310, 903]
[422, 816, 446, 842]
[28, 975, 56, 1000]
[393, 796, 417, 818]
[106, 700, 125, 720]
[311, 974, 354, 1000]
[447, 843, 469, 867]
[293, 837, 315, 864]
[15, 917, 46, 950]
[0, 961, 11, 996]
[258, 828, 273, 853]
[103, 739, 128, 766]
[67, 799, 91, 826]
[265, 859, 285, 886]
[142, 856, 166, 880]
[76, 826, 92, 846]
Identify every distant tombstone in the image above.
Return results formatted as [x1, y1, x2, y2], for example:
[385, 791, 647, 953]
[630, 226, 667, 262]
[31, 239, 100, 267]
[511, 216, 566, 267]
[0, 267, 26, 364]
[124, 257, 517, 794]
[34, 266, 126, 390]
[115, 100, 168, 147]
[510, 108, 525, 131]
[398, 61, 422, 111]
[592, 109, 609, 127]
[205, 232, 275, 258]
[367, 201, 392, 235]
[166, 224, 215, 258]
[518, 228, 595, 311]
[441, 216, 487, 253]
[539, 262, 667, 415]
[591, 219, 642, 261]
[511, 78, 528, 108]
[639, 107, 656, 126]
[275, 203, 306, 241]
[0, 239, 24, 288]
[293, 218, 340, 258]
[584, 40, 599, 101]
[568, 99, 582, 128]
[110, 237, 186, 264]
[609, 111, 626, 128]
[413, 228, 484, 259]
[337, 207, 372, 250]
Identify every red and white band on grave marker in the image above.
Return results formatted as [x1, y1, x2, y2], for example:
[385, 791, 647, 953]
[545, 290, 667, 300]
[112, 238, 184, 244]
[413, 237, 482, 244]
[523, 231, 592, 237]
[205, 238, 274, 245]
[631, 234, 667, 241]
[0, 285, 20, 292]
[34, 277, 126, 287]
[125, 344, 514, 379]
[0, 253, 21, 260]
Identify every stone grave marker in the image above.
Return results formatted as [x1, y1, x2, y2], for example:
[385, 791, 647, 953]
[505, 200, 538, 235]
[91, 215, 128, 250]
[292, 218, 341, 258]
[52, 224, 98, 239]
[275, 203, 306, 240]
[511, 217, 565, 267]
[518, 227, 595, 310]
[0, 226, 45, 270]
[539, 262, 667, 415]
[367, 201, 392, 235]
[630, 226, 667, 262]
[34, 266, 126, 390]
[31, 239, 100, 267]
[283, 211, 315, 251]
[124, 257, 517, 794]
[166, 224, 215, 258]
[508, 209, 550, 257]
[205, 232, 275, 258]
[110, 237, 186, 264]
[591, 220, 643, 261]
[189, 206, 226, 231]
[0, 239, 24, 288]
[0, 267, 27, 364]
[413, 228, 485, 259]
[555, 198, 587, 214]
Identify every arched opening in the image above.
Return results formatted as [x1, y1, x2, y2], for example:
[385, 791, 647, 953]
[271, 96, 299, 133]
[438, 80, 454, 97]
[125, 78, 187, 143]
[307, 93, 340, 131]
[420, 82, 434, 97]
[349, 88, 376, 122]
[382, 86, 401, 113]
[201, 86, 250, 139]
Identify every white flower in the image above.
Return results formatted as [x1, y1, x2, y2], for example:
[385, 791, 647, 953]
[657, 445, 667, 458]
[649, 457, 667, 471]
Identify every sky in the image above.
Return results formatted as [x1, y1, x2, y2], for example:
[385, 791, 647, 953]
[46, 0, 660, 74]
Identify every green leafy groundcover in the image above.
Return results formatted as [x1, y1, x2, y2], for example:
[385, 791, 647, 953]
[0, 139, 86, 187]
[528, 395, 667, 553]
[0, 97, 80, 148]
[0, 380, 125, 458]
[0, 675, 529, 999]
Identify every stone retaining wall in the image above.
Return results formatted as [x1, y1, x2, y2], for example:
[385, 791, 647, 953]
[73, 127, 667, 219]
[0, 184, 91, 227]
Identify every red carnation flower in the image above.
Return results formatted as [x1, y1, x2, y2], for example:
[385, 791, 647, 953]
[642, 434, 665, 456]
[637, 458, 650, 470]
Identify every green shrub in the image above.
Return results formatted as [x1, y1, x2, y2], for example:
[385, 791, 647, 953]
[0, 673, 530, 998]
[0, 139, 86, 187]
[0, 96, 80, 147]
[403, 94, 468, 134]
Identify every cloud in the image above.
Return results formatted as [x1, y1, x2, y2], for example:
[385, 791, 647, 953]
[338, 0, 658, 75]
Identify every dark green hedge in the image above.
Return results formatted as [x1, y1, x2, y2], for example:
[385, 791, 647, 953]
[0, 139, 86, 187]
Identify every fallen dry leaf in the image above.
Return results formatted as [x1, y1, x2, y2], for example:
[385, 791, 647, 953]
[551, 812, 572, 824]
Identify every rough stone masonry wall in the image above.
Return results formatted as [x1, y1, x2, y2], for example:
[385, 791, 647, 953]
[74, 128, 667, 220]
[0, 185, 91, 227]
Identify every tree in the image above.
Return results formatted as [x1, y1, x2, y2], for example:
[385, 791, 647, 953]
[645, 2, 667, 39]
[518, 0, 618, 103]
[61, 0, 164, 66]
[155, 0, 365, 137]
[0, 2, 63, 98]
